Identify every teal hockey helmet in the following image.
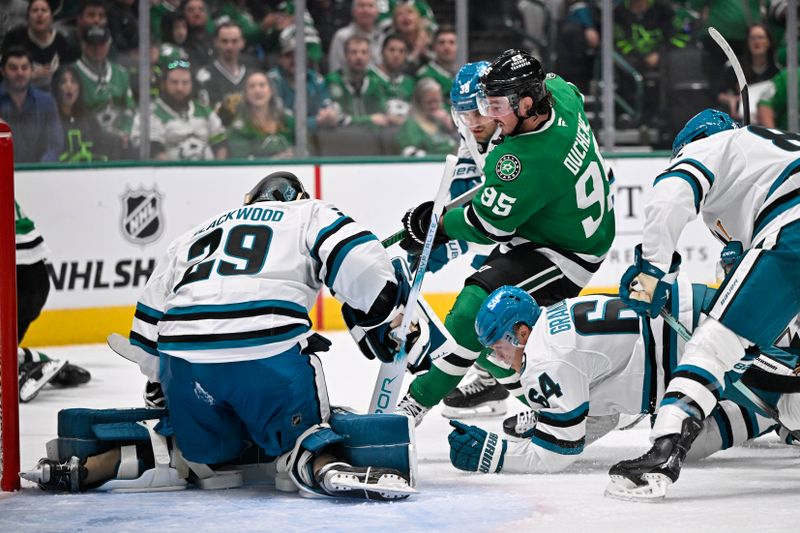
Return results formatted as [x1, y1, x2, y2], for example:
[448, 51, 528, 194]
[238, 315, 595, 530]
[672, 108, 739, 157]
[450, 61, 491, 113]
[475, 286, 541, 347]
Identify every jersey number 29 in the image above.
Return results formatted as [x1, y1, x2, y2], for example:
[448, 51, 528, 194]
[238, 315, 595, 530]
[174, 225, 272, 292]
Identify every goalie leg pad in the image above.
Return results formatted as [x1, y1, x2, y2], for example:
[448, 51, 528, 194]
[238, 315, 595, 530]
[276, 409, 418, 498]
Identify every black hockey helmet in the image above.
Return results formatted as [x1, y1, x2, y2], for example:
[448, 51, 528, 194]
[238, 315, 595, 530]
[479, 49, 550, 117]
[244, 171, 308, 204]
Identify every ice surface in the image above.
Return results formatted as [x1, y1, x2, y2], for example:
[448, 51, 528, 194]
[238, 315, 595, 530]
[1, 334, 798, 533]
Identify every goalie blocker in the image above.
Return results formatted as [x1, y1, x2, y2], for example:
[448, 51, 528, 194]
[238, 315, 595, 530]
[344, 257, 457, 372]
[22, 407, 418, 500]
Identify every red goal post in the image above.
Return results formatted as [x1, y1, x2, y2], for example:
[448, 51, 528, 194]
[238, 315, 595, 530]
[0, 121, 20, 491]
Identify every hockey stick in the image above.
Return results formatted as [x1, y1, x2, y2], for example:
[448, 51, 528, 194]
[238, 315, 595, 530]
[370, 154, 459, 413]
[709, 26, 750, 125]
[659, 310, 800, 439]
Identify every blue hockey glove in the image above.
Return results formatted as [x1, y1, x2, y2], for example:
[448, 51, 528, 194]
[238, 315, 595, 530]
[422, 240, 468, 274]
[717, 240, 744, 281]
[448, 420, 507, 473]
[619, 244, 681, 317]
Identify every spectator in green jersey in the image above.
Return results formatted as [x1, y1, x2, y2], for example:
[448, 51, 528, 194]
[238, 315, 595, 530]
[225, 70, 295, 160]
[326, 34, 389, 128]
[397, 76, 457, 156]
[371, 33, 414, 124]
[415, 25, 458, 106]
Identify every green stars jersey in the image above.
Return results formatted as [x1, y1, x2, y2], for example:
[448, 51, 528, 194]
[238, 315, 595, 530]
[75, 58, 136, 136]
[15, 200, 49, 265]
[415, 61, 455, 105]
[325, 70, 388, 127]
[442, 74, 615, 286]
[370, 66, 414, 118]
[132, 98, 226, 161]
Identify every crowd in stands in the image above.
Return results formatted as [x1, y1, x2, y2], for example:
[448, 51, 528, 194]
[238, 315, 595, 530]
[2, 0, 800, 164]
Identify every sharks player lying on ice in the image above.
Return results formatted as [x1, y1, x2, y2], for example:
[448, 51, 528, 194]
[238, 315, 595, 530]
[21, 172, 420, 500]
[447, 280, 799, 475]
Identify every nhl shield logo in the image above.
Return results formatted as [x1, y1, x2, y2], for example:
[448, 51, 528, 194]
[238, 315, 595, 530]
[121, 187, 164, 244]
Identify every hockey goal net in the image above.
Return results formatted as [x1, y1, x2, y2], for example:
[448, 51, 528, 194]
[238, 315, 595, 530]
[0, 121, 20, 491]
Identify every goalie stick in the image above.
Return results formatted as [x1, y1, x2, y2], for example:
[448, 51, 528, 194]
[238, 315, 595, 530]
[709, 26, 750, 125]
[369, 154, 458, 413]
[659, 310, 800, 440]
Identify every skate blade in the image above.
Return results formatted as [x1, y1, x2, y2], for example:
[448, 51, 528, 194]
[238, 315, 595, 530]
[440, 401, 507, 420]
[19, 360, 68, 403]
[604, 474, 671, 502]
[19, 466, 46, 484]
[330, 474, 418, 498]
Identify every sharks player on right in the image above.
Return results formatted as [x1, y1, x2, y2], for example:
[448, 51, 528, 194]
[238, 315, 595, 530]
[447, 281, 798, 477]
[605, 109, 800, 500]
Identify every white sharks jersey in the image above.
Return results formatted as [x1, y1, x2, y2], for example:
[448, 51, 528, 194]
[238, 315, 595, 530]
[503, 276, 699, 473]
[131, 199, 394, 363]
[643, 126, 800, 268]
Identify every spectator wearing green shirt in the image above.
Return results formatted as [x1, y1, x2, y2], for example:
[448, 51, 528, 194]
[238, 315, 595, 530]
[371, 33, 414, 124]
[415, 25, 458, 106]
[757, 68, 798, 130]
[397, 76, 457, 156]
[226, 71, 295, 160]
[326, 34, 389, 128]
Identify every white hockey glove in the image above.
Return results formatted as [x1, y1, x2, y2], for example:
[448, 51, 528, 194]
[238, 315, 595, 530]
[448, 421, 507, 473]
[619, 244, 681, 317]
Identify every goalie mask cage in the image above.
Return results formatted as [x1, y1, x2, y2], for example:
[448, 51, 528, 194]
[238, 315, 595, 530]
[0, 122, 20, 491]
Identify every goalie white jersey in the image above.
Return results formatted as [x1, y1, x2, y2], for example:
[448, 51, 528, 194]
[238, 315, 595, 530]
[642, 126, 800, 268]
[130, 199, 394, 363]
[501, 275, 779, 473]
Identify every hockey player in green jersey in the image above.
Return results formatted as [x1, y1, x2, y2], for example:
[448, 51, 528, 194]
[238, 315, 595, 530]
[396, 49, 615, 425]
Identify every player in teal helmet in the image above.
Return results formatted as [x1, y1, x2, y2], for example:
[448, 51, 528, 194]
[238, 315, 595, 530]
[671, 108, 739, 158]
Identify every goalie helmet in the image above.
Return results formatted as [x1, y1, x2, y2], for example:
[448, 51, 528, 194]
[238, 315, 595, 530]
[244, 171, 308, 204]
[478, 49, 550, 118]
[450, 61, 491, 113]
[475, 286, 541, 347]
[672, 108, 739, 158]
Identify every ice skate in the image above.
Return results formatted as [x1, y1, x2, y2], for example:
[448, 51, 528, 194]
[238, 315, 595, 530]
[605, 417, 703, 502]
[396, 393, 429, 426]
[502, 410, 538, 439]
[316, 462, 416, 500]
[20, 457, 86, 492]
[441, 374, 509, 419]
[18, 358, 68, 403]
[50, 362, 92, 387]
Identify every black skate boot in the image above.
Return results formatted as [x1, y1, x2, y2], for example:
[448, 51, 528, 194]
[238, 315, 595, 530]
[315, 462, 416, 501]
[441, 370, 509, 419]
[50, 362, 92, 387]
[20, 457, 87, 492]
[18, 358, 68, 403]
[503, 410, 538, 439]
[605, 416, 704, 501]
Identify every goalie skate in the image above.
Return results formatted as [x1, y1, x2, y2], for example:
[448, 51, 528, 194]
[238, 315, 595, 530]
[441, 375, 509, 419]
[317, 463, 417, 501]
[19, 358, 68, 403]
[20, 457, 85, 492]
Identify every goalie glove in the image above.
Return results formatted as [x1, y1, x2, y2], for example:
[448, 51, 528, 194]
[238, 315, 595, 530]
[342, 257, 430, 365]
[619, 244, 681, 318]
[399, 201, 449, 255]
[447, 420, 507, 473]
